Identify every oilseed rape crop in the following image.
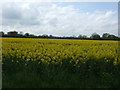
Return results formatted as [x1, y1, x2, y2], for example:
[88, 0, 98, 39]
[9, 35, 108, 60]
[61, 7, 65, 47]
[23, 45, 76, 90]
[2, 38, 120, 88]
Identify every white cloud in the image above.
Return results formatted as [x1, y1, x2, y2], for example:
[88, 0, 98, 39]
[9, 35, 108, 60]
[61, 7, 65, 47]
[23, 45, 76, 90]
[2, 2, 118, 37]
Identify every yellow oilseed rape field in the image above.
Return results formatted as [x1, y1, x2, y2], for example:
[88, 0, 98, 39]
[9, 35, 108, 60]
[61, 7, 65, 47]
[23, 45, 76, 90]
[2, 38, 120, 88]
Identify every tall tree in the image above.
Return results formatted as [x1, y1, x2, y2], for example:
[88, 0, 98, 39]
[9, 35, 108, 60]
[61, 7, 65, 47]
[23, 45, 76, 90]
[90, 33, 101, 40]
[24, 33, 30, 37]
[102, 33, 110, 39]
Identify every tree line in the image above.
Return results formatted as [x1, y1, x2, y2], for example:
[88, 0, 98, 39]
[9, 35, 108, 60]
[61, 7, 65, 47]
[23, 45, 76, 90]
[0, 31, 120, 40]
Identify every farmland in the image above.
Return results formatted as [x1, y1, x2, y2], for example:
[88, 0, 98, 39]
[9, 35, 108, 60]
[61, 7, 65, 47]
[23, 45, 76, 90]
[2, 38, 120, 88]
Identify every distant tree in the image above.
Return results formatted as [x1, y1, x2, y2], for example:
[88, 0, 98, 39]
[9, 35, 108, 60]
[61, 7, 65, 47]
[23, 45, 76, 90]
[108, 35, 118, 40]
[90, 33, 101, 40]
[49, 35, 53, 38]
[29, 34, 36, 37]
[7, 31, 18, 37]
[78, 35, 83, 38]
[78, 35, 87, 39]
[42, 34, 48, 38]
[102, 33, 110, 39]
[24, 33, 30, 37]
[102, 33, 118, 40]
[82, 35, 87, 39]
[68, 35, 76, 39]
[0, 31, 4, 37]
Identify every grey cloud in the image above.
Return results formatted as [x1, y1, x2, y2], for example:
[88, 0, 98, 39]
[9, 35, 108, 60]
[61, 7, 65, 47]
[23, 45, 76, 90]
[2, 2, 40, 26]
[2, 3, 22, 20]
[3, 8, 22, 19]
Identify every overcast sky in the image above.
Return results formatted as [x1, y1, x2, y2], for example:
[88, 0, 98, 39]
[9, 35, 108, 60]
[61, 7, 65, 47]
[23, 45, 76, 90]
[1, 2, 118, 37]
